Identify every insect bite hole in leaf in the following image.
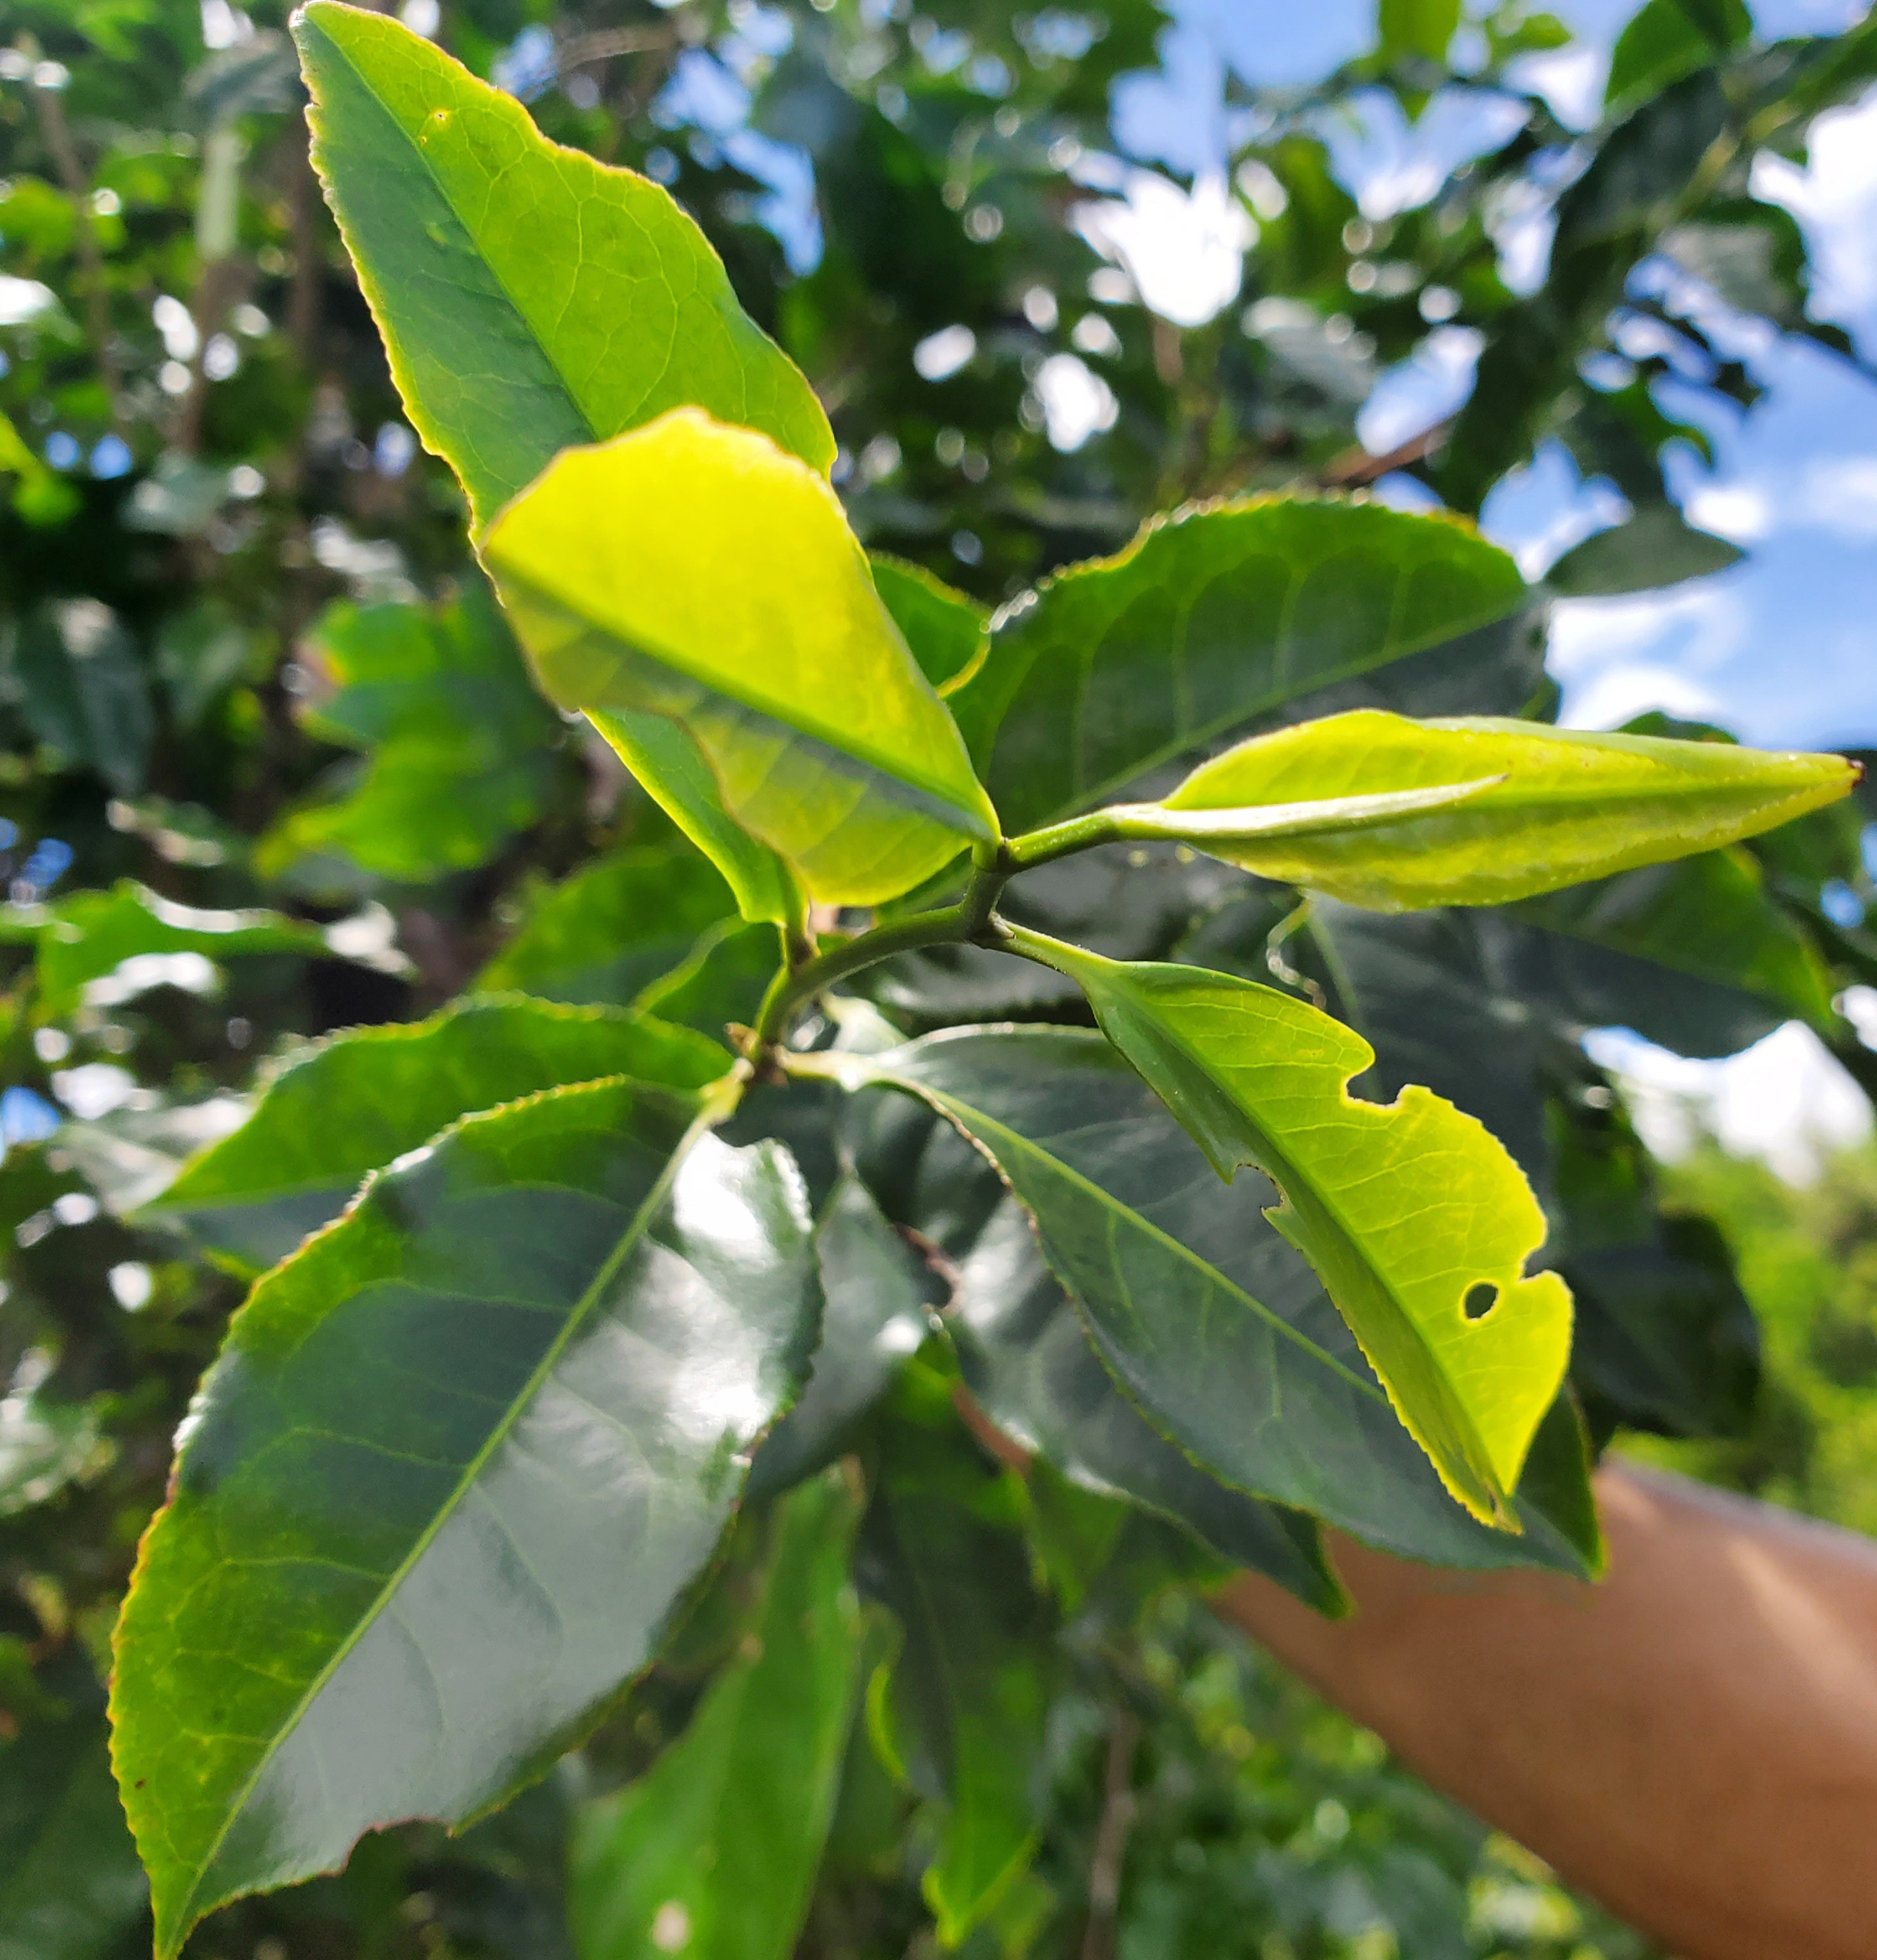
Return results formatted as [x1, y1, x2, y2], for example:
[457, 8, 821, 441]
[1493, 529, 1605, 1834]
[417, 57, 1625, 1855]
[1463, 1281, 1499, 1322]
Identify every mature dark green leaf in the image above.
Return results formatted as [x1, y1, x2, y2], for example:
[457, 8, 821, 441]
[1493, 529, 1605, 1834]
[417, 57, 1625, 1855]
[111, 1075, 818, 1957]
[293, 2, 833, 529]
[1013, 938, 1572, 1525]
[1143, 709, 1850, 908]
[799, 1029, 1598, 1572]
[147, 997, 728, 1269]
[23, 881, 332, 1020]
[1544, 505, 1743, 596]
[6, 600, 152, 796]
[1378, 0, 1459, 64]
[1512, 847, 1838, 1041]
[947, 499, 1527, 835]
[487, 413, 1000, 908]
[868, 555, 987, 696]
[855, 1095, 1343, 1609]
[751, 1172, 937, 1498]
[0, 1652, 148, 1960]
[568, 1473, 864, 1960]
[859, 1408, 1053, 1944]
[264, 584, 561, 883]
[476, 845, 744, 1008]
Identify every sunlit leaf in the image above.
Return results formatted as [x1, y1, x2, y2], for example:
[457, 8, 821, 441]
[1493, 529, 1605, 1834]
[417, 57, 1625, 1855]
[798, 1030, 1596, 1570]
[293, 1, 833, 529]
[147, 996, 729, 1270]
[868, 554, 987, 696]
[1015, 937, 1571, 1525]
[1144, 709, 1856, 910]
[946, 500, 1526, 835]
[569, 1472, 863, 1960]
[111, 1076, 818, 1958]
[486, 412, 999, 907]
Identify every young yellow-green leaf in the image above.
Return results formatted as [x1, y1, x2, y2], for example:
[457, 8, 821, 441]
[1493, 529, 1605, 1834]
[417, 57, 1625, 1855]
[484, 412, 999, 907]
[1151, 709, 1859, 910]
[947, 498, 1529, 835]
[586, 709, 800, 927]
[145, 996, 730, 1271]
[112, 1076, 818, 1959]
[568, 1472, 863, 1960]
[1012, 933, 1572, 1526]
[293, 2, 833, 529]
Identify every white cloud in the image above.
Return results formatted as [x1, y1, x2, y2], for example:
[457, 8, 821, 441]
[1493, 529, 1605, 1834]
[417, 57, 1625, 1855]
[1585, 1023, 1872, 1184]
[1753, 87, 1877, 347]
[1680, 483, 1774, 545]
[1072, 170, 1252, 328]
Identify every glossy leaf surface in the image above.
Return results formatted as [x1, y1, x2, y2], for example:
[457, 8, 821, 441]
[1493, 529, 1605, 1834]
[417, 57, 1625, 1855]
[857, 1097, 1343, 1609]
[486, 412, 999, 906]
[947, 499, 1526, 833]
[263, 585, 560, 883]
[111, 1077, 818, 1957]
[1156, 710, 1857, 910]
[569, 1472, 863, 1960]
[801, 1031, 1595, 1572]
[751, 1171, 936, 1498]
[294, 2, 833, 528]
[1022, 940, 1570, 1524]
[148, 997, 729, 1270]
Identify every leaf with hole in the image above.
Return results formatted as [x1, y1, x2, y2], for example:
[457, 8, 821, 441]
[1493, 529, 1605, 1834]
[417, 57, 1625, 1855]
[798, 1029, 1597, 1570]
[293, 1, 833, 529]
[1014, 937, 1571, 1525]
[485, 412, 999, 907]
[110, 1075, 819, 1958]
[146, 995, 729, 1271]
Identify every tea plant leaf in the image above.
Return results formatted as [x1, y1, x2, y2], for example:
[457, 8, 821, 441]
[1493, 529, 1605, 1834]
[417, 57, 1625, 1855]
[475, 845, 749, 1008]
[146, 997, 730, 1271]
[293, 1, 833, 529]
[263, 584, 561, 884]
[868, 554, 987, 695]
[486, 412, 999, 907]
[585, 709, 800, 927]
[1017, 938, 1571, 1525]
[750, 1172, 936, 1498]
[111, 1075, 819, 1959]
[945, 499, 1527, 835]
[862, 1413, 1052, 1944]
[568, 1471, 864, 1960]
[25, 882, 333, 1020]
[798, 1030, 1596, 1572]
[0, 1652, 148, 1960]
[862, 1099, 1343, 1608]
[1146, 709, 1857, 910]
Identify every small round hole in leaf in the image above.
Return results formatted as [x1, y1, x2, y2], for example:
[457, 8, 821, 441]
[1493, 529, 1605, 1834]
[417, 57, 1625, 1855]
[1463, 1281, 1498, 1322]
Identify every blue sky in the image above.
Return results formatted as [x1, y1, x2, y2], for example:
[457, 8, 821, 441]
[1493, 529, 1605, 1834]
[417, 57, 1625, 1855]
[1114, 0, 1877, 753]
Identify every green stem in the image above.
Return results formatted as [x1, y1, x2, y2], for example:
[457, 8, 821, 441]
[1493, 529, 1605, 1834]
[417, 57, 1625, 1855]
[749, 846, 1012, 1054]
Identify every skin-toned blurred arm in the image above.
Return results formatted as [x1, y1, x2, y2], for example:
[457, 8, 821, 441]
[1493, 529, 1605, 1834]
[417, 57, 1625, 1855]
[1216, 1461, 1877, 1960]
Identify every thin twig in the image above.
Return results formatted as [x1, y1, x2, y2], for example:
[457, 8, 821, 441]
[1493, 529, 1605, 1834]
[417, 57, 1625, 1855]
[1079, 1710, 1141, 1960]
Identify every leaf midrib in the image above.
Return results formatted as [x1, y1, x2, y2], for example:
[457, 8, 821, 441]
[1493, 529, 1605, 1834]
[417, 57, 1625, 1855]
[318, 13, 599, 500]
[171, 1077, 718, 1941]
[870, 1064, 1386, 1403]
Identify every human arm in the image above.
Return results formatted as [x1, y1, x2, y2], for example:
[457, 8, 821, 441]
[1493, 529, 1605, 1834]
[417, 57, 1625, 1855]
[1216, 1460, 1877, 1960]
